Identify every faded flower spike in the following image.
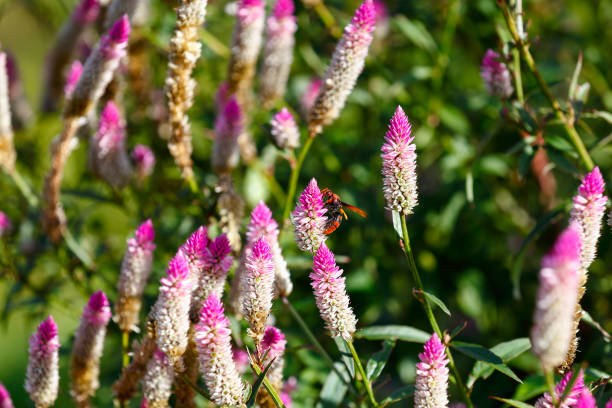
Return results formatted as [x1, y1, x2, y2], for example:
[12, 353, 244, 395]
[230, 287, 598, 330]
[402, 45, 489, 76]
[308, 0, 375, 137]
[142, 349, 174, 408]
[0, 211, 12, 237]
[116, 219, 155, 332]
[89, 101, 133, 188]
[381, 106, 417, 216]
[70, 291, 112, 408]
[480, 49, 513, 99]
[154, 251, 193, 370]
[0, 382, 14, 408]
[165, 0, 208, 181]
[310, 243, 357, 341]
[0, 52, 16, 174]
[530, 225, 581, 372]
[259, 0, 297, 108]
[292, 178, 328, 253]
[64, 60, 83, 99]
[212, 96, 243, 174]
[131, 145, 155, 184]
[242, 238, 276, 346]
[271, 108, 300, 150]
[534, 369, 584, 408]
[414, 333, 449, 408]
[25, 316, 60, 408]
[195, 295, 245, 407]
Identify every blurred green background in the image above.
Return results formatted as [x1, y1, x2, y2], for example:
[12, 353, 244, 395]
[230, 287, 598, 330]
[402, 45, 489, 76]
[3, 0, 612, 406]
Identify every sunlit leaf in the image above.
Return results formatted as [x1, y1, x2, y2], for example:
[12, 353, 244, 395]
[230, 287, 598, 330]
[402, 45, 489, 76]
[356, 326, 430, 343]
[423, 291, 451, 316]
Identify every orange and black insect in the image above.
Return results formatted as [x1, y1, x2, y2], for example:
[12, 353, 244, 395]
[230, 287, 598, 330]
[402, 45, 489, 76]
[321, 188, 368, 235]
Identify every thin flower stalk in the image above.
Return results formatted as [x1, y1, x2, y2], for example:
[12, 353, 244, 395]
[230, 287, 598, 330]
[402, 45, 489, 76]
[0, 52, 16, 174]
[141, 349, 174, 408]
[414, 333, 449, 408]
[25, 316, 60, 408]
[291, 178, 327, 254]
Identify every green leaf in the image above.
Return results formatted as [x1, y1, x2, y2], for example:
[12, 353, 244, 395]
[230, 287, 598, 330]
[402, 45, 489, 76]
[587, 110, 612, 124]
[512, 375, 546, 401]
[392, 210, 403, 239]
[422, 291, 451, 316]
[451, 341, 503, 364]
[568, 53, 583, 101]
[518, 150, 534, 180]
[316, 362, 349, 408]
[490, 397, 535, 408]
[355, 326, 430, 343]
[246, 358, 274, 407]
[380, 385, 414, 406]
[544, 146, 578, 175]
[581, 310, 611, 342]
[545, 135, 574, 152]
[392, 15, 437, 53]
[333, 337, 355, 379]
[468, 338, 531, 387]
[366, 339, 396, 380]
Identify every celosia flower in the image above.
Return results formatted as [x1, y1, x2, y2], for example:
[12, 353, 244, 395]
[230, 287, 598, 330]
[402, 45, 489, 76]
[180, 226, 210, 282]
[271, 108, 300, 150]
[530, 225, 581, 372]
[241, 238, 276, 345]
[308, 0, 375, 136]
[0, 382, 14, 408]
[381, 106, 417, 216]
[89, 101, 133, 188]
[257, 326, 287, 407]
[606, 397, 612, 408]
[0, 211, 12, 237]
[165, 0, 208, 180]
[259, 0, 297, 108]
[70, 291, 112, 407]
[575, 389, 596, 408]
[480, 49, 513, 99]
[414, 333, 449, 408]
[154, 252, 193, 370]
[212, 96, 243, 174]
[291, 178, 327, 253]
[300, 77, 321, 116]
[217, 175, 245, 252]
[131, 145, 155, 183]
[142, 349, 174, 408]
[195, 295, 245, 406]
[0, 52, 15, 174]
[116, 219, 155, 332]
[310, 243, 357, 341]
[25, 316, 60, 408]
[232, 347, 249, 374]
[64, 60, 83, 99]
[534, 369, 584, 408]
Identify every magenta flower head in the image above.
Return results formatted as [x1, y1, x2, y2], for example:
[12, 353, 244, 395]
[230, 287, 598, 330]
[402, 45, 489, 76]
[0, 52, 16, 174]
[73, 0, 100, 24]
[180, 226, 211, 282]
[70, 291, 112, 406]
[212, 96, 243, 174]
[241, 238, 276, 345]
[0, 383, 14, 408]
[530, 224, 581, 372]
[291, 178, 328, 253]
[575, 389, 596, 408]
[271, 108, 300, 150]
[131, 145, 155, 184]
[534, 369, 584, 408]
[308, 0, 375, 136]
[381, 106, 418, 216]
[195, 295, 245, 406]
[154, 251, 193, 370]
[0, 211, 12, 237]
[310, 243, 357, 341]
[606, 397, 612, 408]
[116, 219, 155, 332]
[260, 326, 287, 387]
[142, 349, 174, 408]
[25, 316, 60, 408]
[64, 60, 83, 99]
[414, 333, 449, 408]
[480, 49, 513, 99]
[300, 77, 322, 116]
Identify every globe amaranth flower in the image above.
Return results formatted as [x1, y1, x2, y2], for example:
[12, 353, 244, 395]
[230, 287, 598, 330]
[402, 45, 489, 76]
[116, 219, 155, 332]
[0, 52, 16, 174]
[154, 251, 193, 370]
[0, 382, 14, 408]
[212, 96, 243, 174]
[25, 316, 60, 408]
[0, 211, 12, 237]
[131, 145, 155, 184]
[414, 333, 449, 408]
[271, 108, 300, 150]
[480, 49, 513, 99]
[534, 369, 584, 408]
[308, 0, 375, 137]
[381, 105, 417, 216]
[195, 295, 245, 407]
[142, 349, 174, 408]
[310, 243, 357, 341]
[291, 178, 327, 253]
[70, 291, 112, 408]
[530, 224, 581, 372]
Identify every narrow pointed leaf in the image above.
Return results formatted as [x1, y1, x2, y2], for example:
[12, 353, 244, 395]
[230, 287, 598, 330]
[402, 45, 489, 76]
[366, 339, 396, 380]
[356, 325, 430, 343]
[380, 385, 414, 406]
[490, 397, 535, 408]
[392, 210, 403, 239]
[246, 359, 275, 407]
[315, 362, 349, 408]
[423, 291, 451, 316]
[333, 337, 355, 379]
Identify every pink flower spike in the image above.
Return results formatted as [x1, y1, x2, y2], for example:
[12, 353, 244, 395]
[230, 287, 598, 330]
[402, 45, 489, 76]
[131, 145, 155, 182]
[180, 226, 210, 273]
[530, 225, 581, 371]
[212, 96, 243, 173]
[238, 0, 265, 24]
[108, 15, 130, 45]
[301, 78, 322, 116]
[0, 383, 14, 408]
[0, 211, 12, 237]
[274, 0, 294, 18]
[310, 243, 357, 341]
[576, 389, 596, 408]
[83, 290, 112, 326]
[64, 60, 83, 98]
[73, 0, 100, 25]
[25, 316, 60, 408]
[535, 370, 584, 408]
[605, 397, 612, 408]
[271, 108, 300, 150]
[291, 178, 328, 253]
[414, 333, 449, 408]
[481, 49, 513, 99]
[260, 326, 287, 359]
[381, 106, 418, 216]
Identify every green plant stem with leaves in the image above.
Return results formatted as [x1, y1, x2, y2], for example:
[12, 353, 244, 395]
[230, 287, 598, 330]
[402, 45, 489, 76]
[400, 216, 474, 408]
[249, 361, 287, 408]
[499, 1, 594, 171]
[347, 340, 378, 407]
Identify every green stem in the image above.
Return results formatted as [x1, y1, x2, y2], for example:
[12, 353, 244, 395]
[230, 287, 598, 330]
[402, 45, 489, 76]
[180, 373, 211, 400]
[347, 340, 378, 407]
[186, 174, 199, 194]
[511, 0, 524, 104]
[499, 2, 594, 170]
[545, 369, 558, 407]
[281, 136, 316, 222]
[121, 331, 130, 368]
[10, 169, 39, 208]
[399, 216, 473, 408]
[63, 228, 96, 271]
[313, 2, 341, 38]
[250, 362, 287, 408]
